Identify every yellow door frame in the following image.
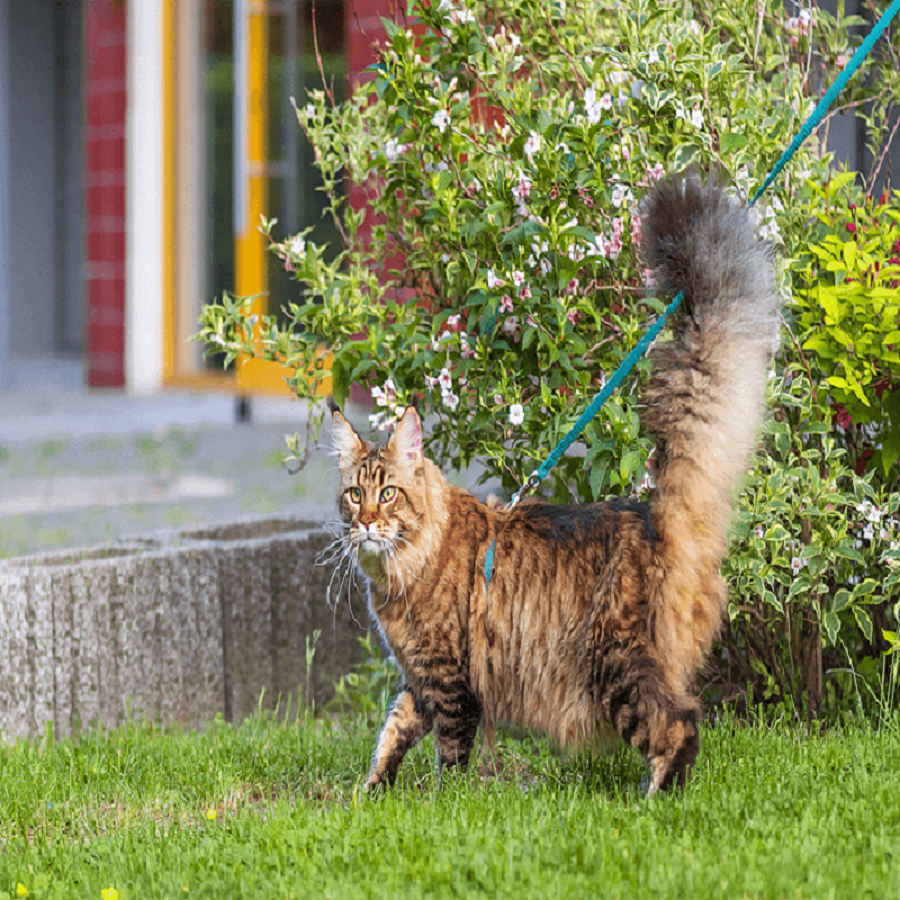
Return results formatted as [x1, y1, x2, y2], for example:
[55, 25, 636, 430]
[162, 0, 324, 396]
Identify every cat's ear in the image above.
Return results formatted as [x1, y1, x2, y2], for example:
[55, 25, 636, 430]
[329, 396, 364, 460]
[389, 406, 424, 467]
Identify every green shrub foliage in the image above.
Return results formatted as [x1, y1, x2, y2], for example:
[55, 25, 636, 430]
[197, 0, 900, 711]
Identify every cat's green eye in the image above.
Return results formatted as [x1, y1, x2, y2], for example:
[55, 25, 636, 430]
[380, 486, 396, 502]
[349, 487, 361, 503]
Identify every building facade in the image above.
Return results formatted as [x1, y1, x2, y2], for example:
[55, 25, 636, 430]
[0, 0, 892, 395]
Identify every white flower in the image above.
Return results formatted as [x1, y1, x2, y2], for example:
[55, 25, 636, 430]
[599, 92, 613, 110]
[611, 185, 627, 208]
[385, 138, 406, 162]
[648, 49, 659, 65]
[305, 103, 316, 121]
[432, 109, 451, 133]
[289, 235, 306, 256]
[509, 403, 525, 426]
[524, 131, 542, 157]
[609, 67, 627, 85]
[432, 331, 452, 352]
[691, 107, 703, 130]
[438, 367, 453, 392]
[512, 270, 526, 287]
[790, 557, 802, 575]
[443, 392, 460, 410]
[487, 268, 504, 289]
[754, 526, 765, 539]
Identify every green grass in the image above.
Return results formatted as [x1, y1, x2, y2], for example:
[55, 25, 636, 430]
[1, 713, 898, 899]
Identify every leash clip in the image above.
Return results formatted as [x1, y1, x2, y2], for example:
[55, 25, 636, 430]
[509, 471, 541, 508]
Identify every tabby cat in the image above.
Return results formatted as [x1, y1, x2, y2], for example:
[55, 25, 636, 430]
[329, 175, 780, 793]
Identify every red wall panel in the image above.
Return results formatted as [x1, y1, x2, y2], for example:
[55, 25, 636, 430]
[84, 0, 127, 388]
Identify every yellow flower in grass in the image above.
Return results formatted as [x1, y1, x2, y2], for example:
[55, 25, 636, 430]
[101, 889, 119, 900]
[16, 884, 27, 898]
[205, 808, 217, 821]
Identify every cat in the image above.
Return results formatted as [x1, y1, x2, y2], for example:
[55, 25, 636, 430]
[328, 174, 780, 794]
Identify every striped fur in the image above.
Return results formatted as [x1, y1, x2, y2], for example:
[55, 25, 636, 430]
[329, 174, 780, 794]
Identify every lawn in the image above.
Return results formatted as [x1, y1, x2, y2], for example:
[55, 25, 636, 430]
[1, 710, 898, 899]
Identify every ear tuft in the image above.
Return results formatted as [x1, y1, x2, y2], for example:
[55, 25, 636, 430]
[331, 403, 364, 458]
[390, 406, 423, 464]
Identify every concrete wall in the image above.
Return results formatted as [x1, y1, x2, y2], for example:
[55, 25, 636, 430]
[0, 516, 369, 741]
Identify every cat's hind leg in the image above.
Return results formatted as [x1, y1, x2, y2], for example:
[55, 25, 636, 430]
[433, 687, 481, 778]
[596, 650, 700, 794]
[365, 686, 433, 791]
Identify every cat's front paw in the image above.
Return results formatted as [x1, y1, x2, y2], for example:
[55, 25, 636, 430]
[363, 773, 388, 796]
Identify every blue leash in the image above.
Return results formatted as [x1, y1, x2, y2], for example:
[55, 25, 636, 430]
[484, 0, 900, 586]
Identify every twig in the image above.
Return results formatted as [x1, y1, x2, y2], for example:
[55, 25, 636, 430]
[867, 107, 900, 198]
[312, 0, 335, 105]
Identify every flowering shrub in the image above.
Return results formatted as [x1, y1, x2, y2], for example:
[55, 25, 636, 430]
[197, 0, 857, 501]
[793, 183, 900, 479]
[720, 370, 900, 713]
[196, 0, 900, 709]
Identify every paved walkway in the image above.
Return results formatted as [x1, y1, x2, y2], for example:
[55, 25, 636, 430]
[0, 358, 337, 557]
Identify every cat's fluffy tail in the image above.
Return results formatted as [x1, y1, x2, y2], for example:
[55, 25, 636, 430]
[640, 173, 781, 690]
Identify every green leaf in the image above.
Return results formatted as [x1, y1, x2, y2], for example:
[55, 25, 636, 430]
[831, 589, 852, 613]
[822, 611, 841, 646]
[851, 578, 879, 602]
[720, 132, 748, 154]
[828, 171, 856, 193]
[834, 543, 864, 564]
[853, 606, 873, 642]
[331, 363, 350, 408]
[672, 142, 702, 171]
[590, 460, 609, 500]
[882, 428, 900, 476]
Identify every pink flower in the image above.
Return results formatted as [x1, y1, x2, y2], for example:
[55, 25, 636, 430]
[512, 172, 532, 202]
[512, 270, 526, 287]
[438, 367, 453, 392]
[630, 214, 642, 246]
[500, 295, 515, 314]
[460, 333, 476, 358]
[646, 162, 665, 183]
[565, 278, 579, 295]
[519, 284, 532, 300]
[446, 314, 463, 332]
[566, 308, 582, 325]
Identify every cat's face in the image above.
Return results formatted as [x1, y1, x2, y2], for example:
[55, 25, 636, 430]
[331, 405, 425, 556]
